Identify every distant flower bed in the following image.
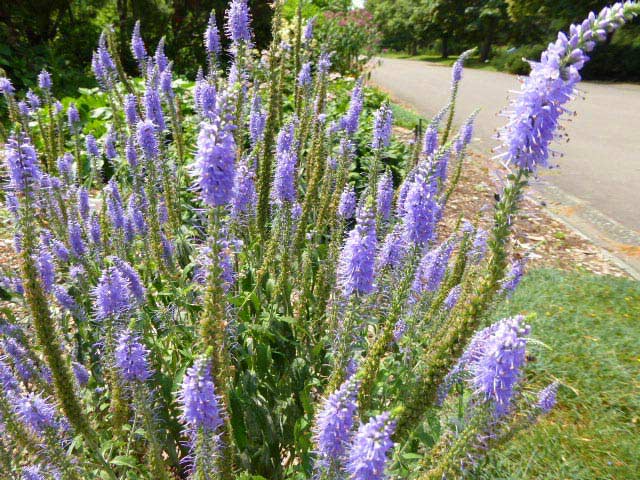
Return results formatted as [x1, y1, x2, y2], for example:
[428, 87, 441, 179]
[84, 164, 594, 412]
[0, 1, 637, 479]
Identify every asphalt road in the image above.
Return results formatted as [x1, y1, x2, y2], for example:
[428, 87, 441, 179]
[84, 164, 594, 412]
[370, 57, 640, 235]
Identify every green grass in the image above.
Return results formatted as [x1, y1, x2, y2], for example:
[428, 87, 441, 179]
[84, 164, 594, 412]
[381, 51, 498, 72]
[483, 268, 640, 479]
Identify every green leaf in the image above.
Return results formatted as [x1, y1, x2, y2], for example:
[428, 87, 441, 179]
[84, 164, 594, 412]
[110, 455, 139, 469]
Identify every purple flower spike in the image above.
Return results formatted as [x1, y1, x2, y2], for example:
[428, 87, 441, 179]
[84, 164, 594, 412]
[21, 466, 45, 480]
[35, 248, 55, 293]
[86, 134, 99, 158]
[345, 411, 396, 480]
[124, 94, 139, 129]
[337, 203, 377, 298]
[131, 20, 147, 65]
[72, 362, 90, 387]
[470, 315, 530, 417]
[0, 77, 15, 95]
[501, 258, 526, 295]
[67, 103, 80, 133]
[179, 358, 224, 433]
[136, 119, 158, 159]
[115, 329, 152, 382]
[297, 62, 313, 88]
[313, 378, 359, 468]
[376, 170, 394, 221]
[412, 239, 454, 295]
[193, 122, 236, 207]
[205, 12, 222, 56]
[338, 185, 356, 220]
[249, 94, 266, 145]
[231, 159, 256, 219]
[104, 128, 117, 160]
[143, 83, 165, 131]
[372, 103, 393, 150]
[340, 81, 364, 136]
[443, 284, 462, 310]
[111, 256, 146, 302]
[68, 220, 86, 257]
[225, 0, 252, 47]
[37, 70, 52, 91]
[92, 267, 133, 320]
[272, 122, 298, 204]
[303, 17, 316, 44]
[537, 382, 559, 413]
[14, 392, 58, 434]
[154, 37, 169, 73]
[402, 167, 440, 247]
[4, 135, 42, 194]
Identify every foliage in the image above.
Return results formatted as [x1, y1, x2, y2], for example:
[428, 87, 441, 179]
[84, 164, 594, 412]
[315, 9, 381, 74]
[0, 1, 637, 479]
[483, 269, 640, 479]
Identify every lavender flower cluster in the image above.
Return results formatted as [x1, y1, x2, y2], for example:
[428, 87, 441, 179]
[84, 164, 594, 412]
[0, 2, 635, 479]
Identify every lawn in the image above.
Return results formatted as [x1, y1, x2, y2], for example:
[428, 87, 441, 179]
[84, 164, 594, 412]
[381, 51, 499, 72]
[484, 268, 640, 479]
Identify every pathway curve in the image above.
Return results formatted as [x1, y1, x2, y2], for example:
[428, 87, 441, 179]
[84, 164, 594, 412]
[371, 57, 640, 276]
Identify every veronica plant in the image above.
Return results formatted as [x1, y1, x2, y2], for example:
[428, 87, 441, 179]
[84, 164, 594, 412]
[0, 2, 637, 480]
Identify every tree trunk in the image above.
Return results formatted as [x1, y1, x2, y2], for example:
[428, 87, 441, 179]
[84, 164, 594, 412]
[441, 35, 449, 59]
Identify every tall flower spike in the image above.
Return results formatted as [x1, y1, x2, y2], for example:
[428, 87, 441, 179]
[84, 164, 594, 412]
[372, 103, 393, 150]
[231, 159, 256, 219]
[85, 134, 99, 158]
[131, 20, 147, 65]
[471, 315, 530, 417]
[154, 37, 169, 73]
[297, 62, 312, 88]
[337, 202, 377, 297]
[179, 358, 224, 433]
[303, 17, 316, 44]
[345, 411, 396, 480]
[67, 103, 80, 133]
[205, 11, 222, 56]
[340, 81, 364, 136]
[14, 392, 59, 434]
[313, 378, 359, 469]
[376, 170, 394, 221]
[225, 0, 252, 48]
[412, 239, 454, 295]
[92, 266, 133, 320]
[496, 3, 638, 171]
[35, 247, 55, 293]
[115, 329, 152, 382]
[37, 69, 52, 91]
[68, 220, 86, 257]
[272, 122, 298, 204]
[402, 166, 440, 247]
[338, 185, 356, 220]
[249, 93, 266, 145]
[124, 94, 139, 129]
[4, 135, 42, 194]
[537, 382, 559, 413]
[111, 256, 146, 302]
[192, 122, 236, 207]
[136, 119, 158, 159]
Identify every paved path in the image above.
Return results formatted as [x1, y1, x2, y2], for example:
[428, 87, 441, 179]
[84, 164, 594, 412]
[371, 57, 640, 276]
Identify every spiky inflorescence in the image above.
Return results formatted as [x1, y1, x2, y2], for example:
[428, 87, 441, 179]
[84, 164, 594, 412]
[37, 70, 52, 91]
[131, 20, 147, 65]
[297, 62, 312, 88]
[35, 248, 55, 293]
[192, 122, 236, 208]
[249, 94, 266, 145]
[337, 203, 377, 298]
[470, 315, 530, 417]
[72, 362, 90, 387]
[412, 239, 454, 296]
[179, 358, 224, 434]
[272, 122, 297, 204]
[231, 159, 256, 219]
[143, 83, 165, 131]
[345, 411, 396, 480]
[205, 12, 222, 56]
[85, 134, 99, 158]
[225, 0, 252, 47]
[338, 185, 356, 220]
[136, 119, 158, 159]
[67, 103, 80, 133]
[376, 224, 407, 271]
[376, 170, 394, 221]
[104, 128, 117, 160]
[496, 3, 638, 171]
[124, 94, 139, 129]
[402, 166, 440, 247]
[21, 465, 45, 480]
[114, 329, 152, 382]
[313, 378, 359, 468]
[443, 284, 462, 310]
[536, 382, 559, 413]
[13, 392, 60, 434]
[4, 135, 42, 194]
[501, 258, 526, 295]
[68, 220, 86, 257]
[92, 267, 133, 320]
[340, 81, 364, 136]
[111, 257, 146, 302]
[372, 103, 393, 150]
